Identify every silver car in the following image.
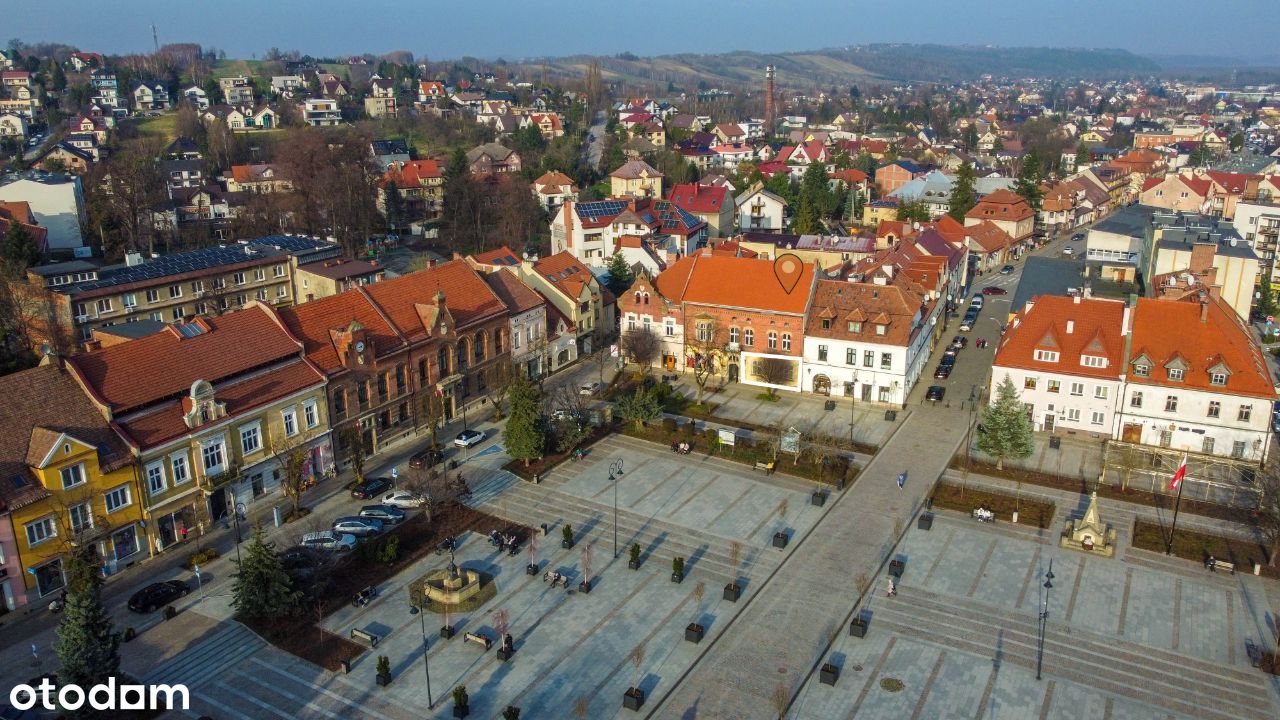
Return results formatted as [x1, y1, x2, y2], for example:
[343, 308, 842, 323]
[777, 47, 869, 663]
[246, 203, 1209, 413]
[359, 505, 406, 524]
[332, 516, 384, 537]
[300, 531, 357, 552]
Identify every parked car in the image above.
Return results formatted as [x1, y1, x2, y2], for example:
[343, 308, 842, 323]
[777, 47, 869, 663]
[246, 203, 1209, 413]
[933, 364, 953, 379]
[1072, 233, 1085, 242]
[332, 516, 384, 537]
[454, 429, 486, 448]
[1062, 246, 1074, 256]
[359, 505, 406, 524]
[959, 317, 975, 332]
[981, 286, 1008, 296]
[950, 335, 968, 349]
[925, 386, 946, 402]
[579, 382, 600, 396]
[970, 294, 984, 308]
[350, 477, 392, 499]
[408, 447, 444, 469]
[381, 490, 428, 508]
[301, 531, 358, 552]
[127, 580, 189, 613]
[939, 354, 956, 367]
[1000, 265, 1015, 275]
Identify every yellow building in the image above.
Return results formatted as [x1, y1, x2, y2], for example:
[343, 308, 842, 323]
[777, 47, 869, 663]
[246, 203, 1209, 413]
[0, 363, 146, 609]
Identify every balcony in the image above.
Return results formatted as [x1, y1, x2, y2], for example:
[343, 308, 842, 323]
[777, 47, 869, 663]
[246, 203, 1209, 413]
[198, 463, 240, 492]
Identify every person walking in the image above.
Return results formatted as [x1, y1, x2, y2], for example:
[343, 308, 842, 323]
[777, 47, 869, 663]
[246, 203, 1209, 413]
[896, 472, 906, 489]
[887, 577, 897, 597]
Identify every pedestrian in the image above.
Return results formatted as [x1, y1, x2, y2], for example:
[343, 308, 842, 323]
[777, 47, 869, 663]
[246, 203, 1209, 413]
[887, 577, 897, 597]
[179, 525, 188, 542]
[896, 472, 906, 489]
[1207, 554, 1216, 571]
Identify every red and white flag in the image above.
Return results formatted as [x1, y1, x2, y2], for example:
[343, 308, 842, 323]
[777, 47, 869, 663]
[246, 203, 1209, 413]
[1168, 453, 1188, 491]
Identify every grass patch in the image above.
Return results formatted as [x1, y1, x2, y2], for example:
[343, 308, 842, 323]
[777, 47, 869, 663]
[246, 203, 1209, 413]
[407, 571, 498, 614]
[132, 113, 177, 142]
[755, 392, 780, 402]
[952, 455, 1252, 524]
[1131, 519, 1277, 578]
[930, 481, 1055, 529]
[620, 424, 857, 486]
[502, 422, 615, 481]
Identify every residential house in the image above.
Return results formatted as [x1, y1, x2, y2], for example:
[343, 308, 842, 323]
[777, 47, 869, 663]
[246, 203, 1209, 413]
[0, 201, 48, 257]
[1151, 224, 1258, 321]
[735, 186, 788, 233]
[364, 95, 398, 119]
[379, 159, 444, 231]
[712, 124, 748, 145]
[315, 74, 348, 98]
[466, 143, 521, 174]
[226, 164, 291, 193]
[517, 252, 616, 356]
[294, 258, 385, 301]
[1234, 200, 1280, 289]
[416, 81, 446, 104]
[875, 160, 929, 195]
[219, 77, 255, 106]
[270, 76, 305, 96]
[302, 98, 341, 126]
[224, 105, 277, 131]
[88, 70, 119, 110]
[667, 183, 733, 238]
[609, 160, 664, 198]
[523, 113, 564, 139]
[0, 364, 147, 608]
[712, 144, 754, 171]
[66, 306, 333, 551]
[889, 170, 1016, 219]
[1139, 173, 1215, 213]
[181, 86, 209, 110]
[0, 113, 27, 138]
[964, 189, 1036, 244]
[131, 82, 170, 112]
[531, 171, 579, 214]
[369, 139, 411, 171]
[964, 221, 1016, 272]
[550, 197, 706, 266]
[482, 263, 549, 378]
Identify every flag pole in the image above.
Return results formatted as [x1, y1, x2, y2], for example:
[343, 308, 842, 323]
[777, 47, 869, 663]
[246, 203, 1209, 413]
[1165, 454, 1187, 555]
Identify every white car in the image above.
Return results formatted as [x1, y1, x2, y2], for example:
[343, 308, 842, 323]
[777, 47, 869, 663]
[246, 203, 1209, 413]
[970, 294, 984, 308]
[300, 531, 357, 552]
[1062, 246, 1074, 256]
[381, 490, 428, 508]
[579, 382, 600, 396]
[454, 429, 486, 448]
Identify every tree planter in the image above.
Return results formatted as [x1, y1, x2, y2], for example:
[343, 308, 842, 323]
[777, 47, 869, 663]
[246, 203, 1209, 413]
[562, 540, 574, 549]
[671, 572, 683, 584]
[889, 559, 905, 578]
[452, 706, 470, 718]
[623, 687, 645, 711]
[123, 627, 137, 642]
[811, 491, 826, 507]
[820, 663, 840, 686]
[850, 617, 868, 637]
[376, 674, 391, 687]
[496, 647, 513, 661]
[685, 623, 705, 643]
[440, 625, 456, 639]
[525, 563, 539, 576]
[164, 605, 178, 620]
[917, 513, 934, 531]
[723, 583, 741, 602]
[628, 560, 641, 570]
[772, 532, 789, 549]
[578, 581, 592, 594]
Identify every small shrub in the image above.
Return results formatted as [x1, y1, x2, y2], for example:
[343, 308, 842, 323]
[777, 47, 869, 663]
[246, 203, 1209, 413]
[376, 655, 391, 677]
[182, 548, 219, 570]
[380, 535, 400, 564]
[562, 524, 574, 545]
[703, 428, 718, 443]
[737, 436, 754, 450]
[672, 556, 685, 577]
[453, 685, 469, 708]
[683, 419, 697, 436]
[503, 707, 521, 720]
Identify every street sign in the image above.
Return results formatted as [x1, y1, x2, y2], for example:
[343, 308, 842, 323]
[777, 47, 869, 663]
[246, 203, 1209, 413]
[391, 467, 399, 479]
[610, 344, 619, 358]
[717, 428, 736, 446]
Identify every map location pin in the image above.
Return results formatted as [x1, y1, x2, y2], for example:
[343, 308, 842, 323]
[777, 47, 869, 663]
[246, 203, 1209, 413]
[773, 253, 804, 294]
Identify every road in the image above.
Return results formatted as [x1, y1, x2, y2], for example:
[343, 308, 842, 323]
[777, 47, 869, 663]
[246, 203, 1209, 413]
[583, 110, 606, 171]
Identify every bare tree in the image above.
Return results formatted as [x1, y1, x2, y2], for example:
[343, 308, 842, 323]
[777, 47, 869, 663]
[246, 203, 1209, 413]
[92, 137, 168, 256]
[1255, 465, 1280, 567]
[770, 683, 790, 720]
[339, 424, 368, 483]
[750, 357, 796, 399]
[481, 361, 517, 421]
[269, 430, 315, 516]
[628, 642, 646, 688]
[620, 326, 662, 376]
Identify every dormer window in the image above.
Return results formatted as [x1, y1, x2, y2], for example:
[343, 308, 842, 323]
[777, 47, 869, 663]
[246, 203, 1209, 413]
[875, 324, 886, 336]
[1168, 368, 1184, 381]
[1080, 355, 1107, 368]
[821, 318, 831, 329]
[1209, 372, 1227, 386]
[1132, 362, 1150, 377]
[1034, 350, 1059, 362]
[848, 321, 862, 333]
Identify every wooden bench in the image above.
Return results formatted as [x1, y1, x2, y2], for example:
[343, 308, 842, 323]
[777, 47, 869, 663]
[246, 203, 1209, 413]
[1211, 559, 1235, 574]
[350, 628, 379, 647]
[464, 631, 492, 650]
[753, 461, 775, 474]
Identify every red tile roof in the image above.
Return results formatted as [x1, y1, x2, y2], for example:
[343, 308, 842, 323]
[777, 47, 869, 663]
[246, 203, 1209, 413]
[654, 254, 814, 314]
[68, 304, 304, 413]
[966, 220, 1013, 253]
[965, 188, 1035, 223]
[484, 268, 544, 315]
[384, 159, 441, 188]
[666, 183, 728, 215]
[1205, 171, 1259, 195]
[994, 295, 1127, 381]
[361, 259, 506, 341]
[532, 251, 610, 304]
[279, 288, 402, 372]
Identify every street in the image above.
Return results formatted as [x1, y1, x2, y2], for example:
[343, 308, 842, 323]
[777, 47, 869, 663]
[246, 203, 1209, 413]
[583, 110, 606, 170]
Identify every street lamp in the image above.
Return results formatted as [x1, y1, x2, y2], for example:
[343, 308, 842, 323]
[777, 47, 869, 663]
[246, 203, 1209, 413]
[409, 604, 434, 707]
[1035, 559, 1055, 680]
[609, 459, 625, 558]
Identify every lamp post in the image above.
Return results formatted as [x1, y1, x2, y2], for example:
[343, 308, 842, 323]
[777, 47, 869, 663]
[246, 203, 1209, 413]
[409, 604, 434, 707]
[1035, 559, 1055, 681]
[609, 459, 625, 558]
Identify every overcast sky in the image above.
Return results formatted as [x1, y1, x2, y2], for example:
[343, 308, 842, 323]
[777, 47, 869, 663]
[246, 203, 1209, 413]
[8, 0, 1278, 62]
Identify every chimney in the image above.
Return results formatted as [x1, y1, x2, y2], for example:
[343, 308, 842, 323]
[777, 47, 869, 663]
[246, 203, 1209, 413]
[1073, 293, 1081, 304]
[1065, 320, 1075, 334]
[1189, 242, 1215, 275]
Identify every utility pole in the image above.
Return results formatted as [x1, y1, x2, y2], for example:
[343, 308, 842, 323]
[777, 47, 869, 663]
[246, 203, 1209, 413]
[151, 24, 160, 54]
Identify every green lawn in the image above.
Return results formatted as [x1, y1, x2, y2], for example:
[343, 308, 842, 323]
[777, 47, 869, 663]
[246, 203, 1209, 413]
[133, 113, 178, 142]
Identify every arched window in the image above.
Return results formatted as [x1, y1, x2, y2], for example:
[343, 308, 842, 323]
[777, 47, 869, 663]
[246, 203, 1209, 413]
[634, 291, 642, 304]
[642, 292, 650, 305]
[767, 331, 778, 349]
[456, 339, 469, 370]
[781, 333, 792, 351]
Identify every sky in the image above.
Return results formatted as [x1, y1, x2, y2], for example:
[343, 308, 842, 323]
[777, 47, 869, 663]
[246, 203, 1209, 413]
[7, 0, 1279, 63]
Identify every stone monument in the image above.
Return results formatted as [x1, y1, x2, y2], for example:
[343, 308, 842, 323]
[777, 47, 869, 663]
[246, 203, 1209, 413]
[1060, 491, 1116, 557]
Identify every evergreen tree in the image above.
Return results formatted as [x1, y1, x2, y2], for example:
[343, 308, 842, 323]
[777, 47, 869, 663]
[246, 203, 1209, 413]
[617, 387, 661, 431]
[382, 184, 403, 233]
[54, 547, 121, 697]
[765, 172, 794, 207]
[947, 161, 977, 221]
[232, 527, 299, 620]
[605, 253, 634, 296]
[503, 373, 545, 466]
[895, 200, 930, 224]
[2, 217, 37, 274]
[977, 376, 1035, 470]
[792, 194, 820, 234]
[1256, 278, 1279, 319]
[963, 124, 979, 152]
[1074, 142, 1091, 169]
[445, 146, 469, 182]
[1014, 148, 1044, 211]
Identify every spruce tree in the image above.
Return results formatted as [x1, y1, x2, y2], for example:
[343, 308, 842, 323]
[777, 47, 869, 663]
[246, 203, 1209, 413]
[1074, 142, 1091, 170]
[54, 547, 121, 693]
[977, 376, 1035, 470]
[605, 253, 634, 296]
[232, 527, 299, 620]
[947, 161, 978, 221]
[1014, 149, 1044, 211]
[503, 373, 545, 467]
[2, 220, 37, 275]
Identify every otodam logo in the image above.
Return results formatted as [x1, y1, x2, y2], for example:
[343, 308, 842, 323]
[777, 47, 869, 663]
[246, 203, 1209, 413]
[9, 677, 190, 712]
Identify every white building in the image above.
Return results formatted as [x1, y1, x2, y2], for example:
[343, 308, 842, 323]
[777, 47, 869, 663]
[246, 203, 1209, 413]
[482, 267, 549, 379]
[735, 187, 787, 233]
[302, 98, 341, 127]
[0, 175, 87, 253]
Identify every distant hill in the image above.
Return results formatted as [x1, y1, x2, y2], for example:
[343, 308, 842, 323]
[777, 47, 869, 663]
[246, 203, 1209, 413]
[525, 43, 1162, 92]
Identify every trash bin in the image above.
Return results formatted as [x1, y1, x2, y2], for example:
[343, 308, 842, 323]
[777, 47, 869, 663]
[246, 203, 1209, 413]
[1049, 436, 1061, 450]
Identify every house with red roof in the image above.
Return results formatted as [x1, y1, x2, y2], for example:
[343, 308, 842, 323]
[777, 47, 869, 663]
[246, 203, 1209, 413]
[531, 171, 578, 214]
[667, 183, 733, 237]
[964, 188, 1036, 243]
[516, 251, 615, 357]
[380, 159, 444, 229]
[1138, 173, 1215, 214]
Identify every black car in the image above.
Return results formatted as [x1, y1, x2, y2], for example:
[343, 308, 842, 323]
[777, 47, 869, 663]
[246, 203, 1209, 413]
[408, 447, 444, 469]
[939, 353, 956, 367]
[128, 580, 189, 613]
[925, 386, 946, 402]
[933, 364, 952, 379]
[1071, 233, 1085, 242]
[950, 335, 968, 349]
[351, 477, 392, 499]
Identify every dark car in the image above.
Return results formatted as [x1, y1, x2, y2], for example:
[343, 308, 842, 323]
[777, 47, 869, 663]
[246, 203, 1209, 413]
[926, 386, 946, 402]
[1071, 233, 1085, 242]
[408, 447, 444, 469]
[359, 504, 406, 524]
[933, 364, 952, 379]
[351, 477, 392, 499]
[128, 580, 189, 613]
[981, 286, 1008, 296]
[939, 353, 956, 367]
[999, 265, 1015, 275]
[950, 335, 968, 349]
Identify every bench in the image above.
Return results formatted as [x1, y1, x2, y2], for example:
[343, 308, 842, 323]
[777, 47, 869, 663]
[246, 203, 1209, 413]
[351, 586, 376, 607]
[350, 628, 379, 647]
[464, 631, 493, 650]
[1210, 559, 1235, 574]
[754, 461, 775, 474]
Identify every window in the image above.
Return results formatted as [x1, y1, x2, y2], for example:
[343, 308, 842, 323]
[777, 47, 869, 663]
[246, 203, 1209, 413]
[1206, 400, 1221, 418]
[696, 323, 711, 342]
[213, 277, 225, 290]
[1130, 391, 1143, 408]
[1070, 382, 1084, 396]
[146, 289, 160, 304]
[60, 463, 86, 489]
[1091, 411, 1105, 426]
[273, 264, 285, 278]
[863, 350, 874, 368]
[33, 558, 64, 597]
[1159, 430, 1172, 447]
[169, 284, 182, 299]
[171, 306, 185, 321]
[1132, 363, 1150, 377]
[201, 439, 225, 474]
[626, 316, 636, 332]
[123, 293, 136, 309]
[104, 484, 131, 513]
[69, 502, 93, 533]
[395, 365, 406, 393]
[1168, 367, 1184, 381]
[234, 272, 246, 285]
[1232, 441, 1247, 458]
[1165, 395, 1178, 412]
[817, 345, 828, 361]
[171, 454, 189, 485]
[277, 285, 288, 299]
[254, 268, 265, 282]
[303, 400, 319, 428]
[821, 318, 831, 329]
[1209, 372, 1227, 387]
[1081, 355, 1107, 368]
[1066, 408, 1081, 422]
[25, 517, 56, 547]
[240, 422, 261, 455]
[1094, 386, 1108, 400]
[282, 407, 298, 436]
[744, 329, 754, 346]
[666, 320, 676, 338]
[150, 312, 163, 322]
[1238, 404, 1252, 422]
[145, 461, 167, 496]
[191, 280, 204, 294]
[1202, 437, 1215, 455]
[256, 289, 268, 301]
[875, 324, 886, 336]
[96, 298, 112, 314]
[781, 333, 792, 351]
[848, 321, 862, 333]
[1047, 380, 1060, 393]
[1034, 350, 1059, 362]
[194, 302, 206, 315]
[1024, 377, 1038, 390]
[846, 348, 855, 365]
[767, 331, 777, 349]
